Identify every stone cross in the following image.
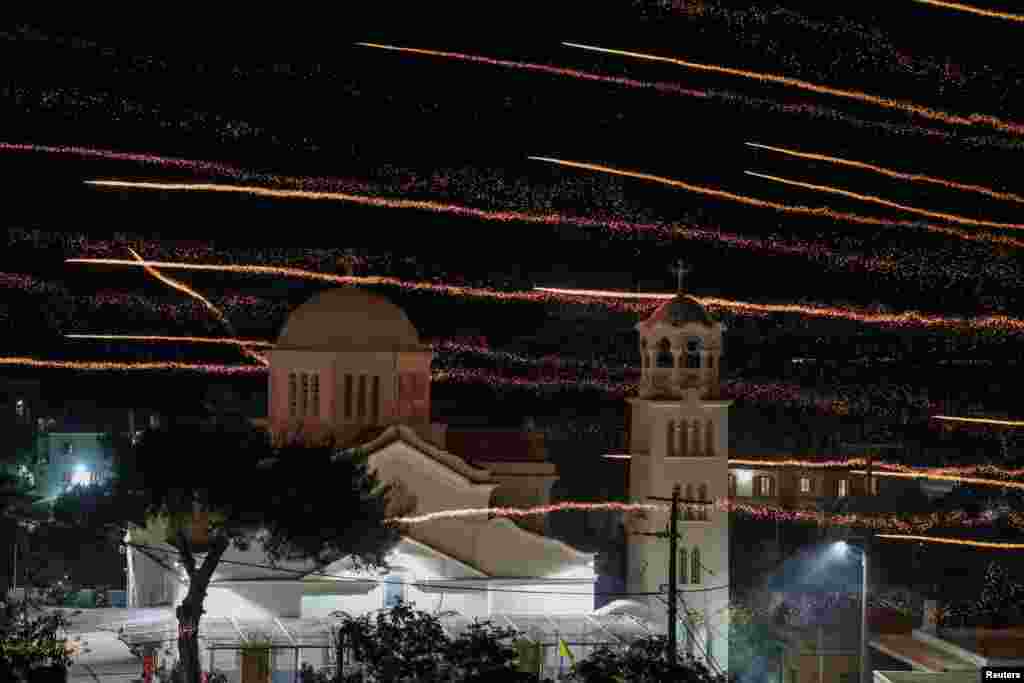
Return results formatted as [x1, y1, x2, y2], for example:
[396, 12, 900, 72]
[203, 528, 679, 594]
[671, 259, 691, 295]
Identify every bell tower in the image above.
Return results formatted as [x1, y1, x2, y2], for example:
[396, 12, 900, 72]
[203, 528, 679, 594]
[625, 282, 731, 673]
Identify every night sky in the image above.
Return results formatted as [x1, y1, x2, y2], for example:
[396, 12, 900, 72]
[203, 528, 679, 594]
[2, 3, 1024, 598]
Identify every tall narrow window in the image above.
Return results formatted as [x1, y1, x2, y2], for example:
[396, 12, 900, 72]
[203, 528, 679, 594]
[288, 373, 297, 417]
[705, 420, 714, 456]
[656, 338, 674, 368]
[300, 373, 309, 417]
[679, 548, 688, 584]
[344, 374, 353, 419]
[728, 474, 737, 496]
[691, 420, 701, 455]
[667, 421, 676, 458]
[310, 373, 320, 418]
[698, 484, 708, 521]
[800, 477, 812, 494]
[357, 375, 367, 420]
[759, 476, 774, 496]
[684, 484, 694, 521]
[837, 479, 849, 497]
[15, 399, 25, 418]
[691, 547, 701, 585]
[686, 338, 702, 369]
[679, 420, 688, 456]
[371, 376, 380, 423]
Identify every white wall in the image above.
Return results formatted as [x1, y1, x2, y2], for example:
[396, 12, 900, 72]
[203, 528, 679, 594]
[204, 582, 304, 619]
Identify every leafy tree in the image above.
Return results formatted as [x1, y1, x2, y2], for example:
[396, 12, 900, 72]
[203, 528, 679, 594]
[569, 635, 732, 683]
[46, 413, 401, 683]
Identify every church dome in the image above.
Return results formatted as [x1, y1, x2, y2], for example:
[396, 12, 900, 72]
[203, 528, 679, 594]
[276, 288, 425, 351]
[639, 294, 716, 329]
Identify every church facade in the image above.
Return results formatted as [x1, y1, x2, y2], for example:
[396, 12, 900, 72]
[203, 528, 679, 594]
[127, 288, 596, 622]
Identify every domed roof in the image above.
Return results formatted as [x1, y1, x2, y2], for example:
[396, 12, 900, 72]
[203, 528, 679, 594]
[276, 288, 425, 351]
[638, 294, 717, 330]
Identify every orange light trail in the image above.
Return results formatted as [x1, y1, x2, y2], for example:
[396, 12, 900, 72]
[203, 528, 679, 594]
[747, 142, 1024, 206]
[534, 287, 1024, 336]
[911, 0, 1024, 23]
[0, 357, 264, 374]
[933, 415, 1024, 427]
[876, 534, 1024, 550]
[850, 469, 1024, 491]
[126, 247, 269, 367]
[529, 157, 1024, 249]
[561, 42, 1024, 137]
[610, 454, 1024, 486]
[64, 257, 1024, 338]
[64, 334, 274, 347]
[746, 170, 1024, 231]
[355, 42, 708, 98]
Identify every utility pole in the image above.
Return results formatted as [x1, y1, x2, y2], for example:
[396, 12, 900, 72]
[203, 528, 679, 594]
[642, 484, 683, 663]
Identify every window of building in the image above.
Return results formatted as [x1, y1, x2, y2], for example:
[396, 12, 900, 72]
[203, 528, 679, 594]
[667, 421, 676, 458]
[150, 413, 160, 429]
[698, 484, 709, 520]
[371, 376, 380, 423]
[344, 374, 353, 419]
[691, 547, 701, 584]
[684, 483, 694, 520]
[383, 575, 406, 607]
[357, 375, 367, 420]
[310, 373, 320, 418]
[686, 338, 702, 369]
[705, 420, 714, 456]
[64, 442, 73, 457]
[15, 399, 25, 418]
[300, 373, 309, 417]
[759, 475, 773, 496]
[728, 474, 737, 496]
[871, 477, 880, 495]
[656, 338, 674, 369]
[799, 477, 812, 494]
[679, 548, 688, 584]
[837, 479, 849, 497]
[288, 373, 298, 417]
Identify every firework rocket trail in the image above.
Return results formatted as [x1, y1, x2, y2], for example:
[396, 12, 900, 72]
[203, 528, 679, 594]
[355, 42, 709, 98]
[746, 171, 1024, 231]
[562, 42, 1024, 137]
[65, 334, 274, 347]
[529, 157, 1024, 249]
[747, 142, 1024, 206]
[911, 0, 1024, 22]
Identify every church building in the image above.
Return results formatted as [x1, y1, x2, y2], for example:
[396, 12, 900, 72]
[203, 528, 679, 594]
[127, 288, 596, 622]
[618, 291, 731, 673]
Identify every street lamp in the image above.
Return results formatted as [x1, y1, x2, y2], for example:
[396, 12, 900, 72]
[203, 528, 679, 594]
[832, 540, 868, 683]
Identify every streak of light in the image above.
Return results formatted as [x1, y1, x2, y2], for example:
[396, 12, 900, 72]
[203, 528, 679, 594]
[911, 0, 1024, 22]
[354, 42, 708, 98]
[529, 156, 1024, 249]
[876, 534, 1024, 550]
[127, 247, 268, 367]
[746, 142, 1024, 205]
[534, 287, 1024, 335]
[746, 170, 1024, 231]
[394, 501, 666, 524]
[0, 357, 263, 374]
[933, 415, 1024, 427]
[850, 469, 1024, 491]
[561, 42, 1024, 137]
[64, 334, 274, 347]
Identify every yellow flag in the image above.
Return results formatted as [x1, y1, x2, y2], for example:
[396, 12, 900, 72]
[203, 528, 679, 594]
[558, 638, 575, 664]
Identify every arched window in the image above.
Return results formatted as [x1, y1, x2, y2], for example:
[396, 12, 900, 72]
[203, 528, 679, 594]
[656, 338, 674, 368]
[686, 337, 702, 369]
[684, 484, 694, 520]
[691, 420, 701, 455]
[666, 421, 676, 458]
[679, 419, 689, 456]
[705, 420, 714, 456]
[728, 474, 737, 496]
[679, 548, 689, 584]
[698, 484, 709, 520]
[691, 547, 701, 584]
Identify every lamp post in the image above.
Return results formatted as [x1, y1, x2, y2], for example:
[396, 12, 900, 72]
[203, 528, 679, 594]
[833, 540, 868, 683]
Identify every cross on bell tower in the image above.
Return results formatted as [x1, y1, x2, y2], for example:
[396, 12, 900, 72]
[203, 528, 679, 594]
[670, 259, 692, 295]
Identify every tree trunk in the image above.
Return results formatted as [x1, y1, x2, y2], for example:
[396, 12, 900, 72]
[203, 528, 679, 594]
[176, 535, 229, 683]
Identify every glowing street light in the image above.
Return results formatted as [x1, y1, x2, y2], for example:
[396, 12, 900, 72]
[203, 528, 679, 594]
[831, 540, 868, 683]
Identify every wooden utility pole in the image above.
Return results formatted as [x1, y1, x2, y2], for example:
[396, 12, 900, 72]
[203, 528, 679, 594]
[643, 484, 683, 663]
